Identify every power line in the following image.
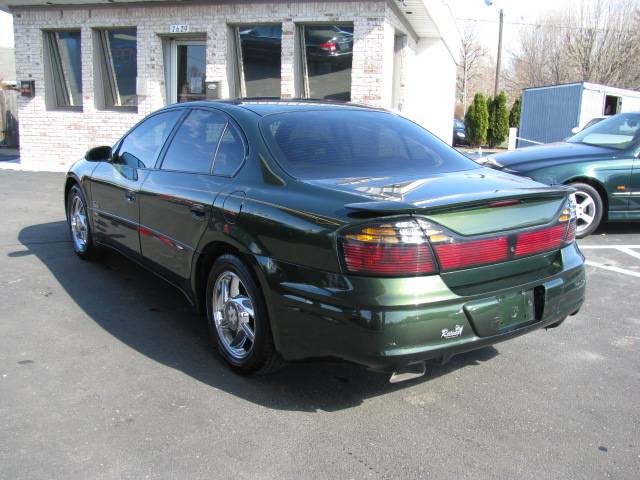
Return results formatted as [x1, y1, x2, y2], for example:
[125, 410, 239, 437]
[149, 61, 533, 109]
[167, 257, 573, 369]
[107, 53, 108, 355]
[456, 17, 631, 32]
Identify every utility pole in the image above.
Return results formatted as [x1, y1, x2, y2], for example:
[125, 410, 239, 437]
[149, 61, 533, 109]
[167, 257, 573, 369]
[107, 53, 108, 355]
[493, 8, 504, 96]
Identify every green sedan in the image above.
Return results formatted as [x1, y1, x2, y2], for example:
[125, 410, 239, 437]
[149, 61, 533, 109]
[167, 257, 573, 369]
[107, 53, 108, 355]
[480, 112, 640, 237]
[64, 100, 585, 382]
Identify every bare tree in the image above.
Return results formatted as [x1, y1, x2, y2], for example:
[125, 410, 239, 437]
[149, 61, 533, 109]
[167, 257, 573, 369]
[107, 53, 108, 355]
[565, 0, 640, 88]
[456, 26, 489, 114]
[505, 0, 640, 93]
[504, 11, 574, 95]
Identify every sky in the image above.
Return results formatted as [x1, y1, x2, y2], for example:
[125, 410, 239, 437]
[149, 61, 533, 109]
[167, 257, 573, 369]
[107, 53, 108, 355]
[447, 0, 570, 58]
[0, 0, 565, 51]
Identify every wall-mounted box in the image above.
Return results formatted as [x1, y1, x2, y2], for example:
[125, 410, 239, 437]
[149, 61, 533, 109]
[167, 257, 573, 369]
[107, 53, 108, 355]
[20, 80, 35, 97]
[205, 81, 220, 100]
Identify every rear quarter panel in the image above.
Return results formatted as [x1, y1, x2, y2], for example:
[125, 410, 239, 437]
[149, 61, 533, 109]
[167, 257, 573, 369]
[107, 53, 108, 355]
[205, 180, 348, 273]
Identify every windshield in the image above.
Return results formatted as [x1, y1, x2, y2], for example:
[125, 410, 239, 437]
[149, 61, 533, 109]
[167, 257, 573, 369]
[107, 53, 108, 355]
[568, 113, 640, 150]
[260, 110, 480, 180]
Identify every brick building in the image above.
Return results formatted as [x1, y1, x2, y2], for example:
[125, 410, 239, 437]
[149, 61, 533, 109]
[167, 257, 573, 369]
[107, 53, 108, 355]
[0, 0, 460, 170]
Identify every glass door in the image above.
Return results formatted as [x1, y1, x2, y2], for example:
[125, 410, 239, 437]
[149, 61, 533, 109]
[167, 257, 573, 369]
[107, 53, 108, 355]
[169, 41, 206, 103]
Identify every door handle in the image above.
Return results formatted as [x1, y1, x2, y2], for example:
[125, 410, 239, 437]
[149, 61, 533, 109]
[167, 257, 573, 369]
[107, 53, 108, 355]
[190, 203, 207, 219]
[125, 191, 136, 203]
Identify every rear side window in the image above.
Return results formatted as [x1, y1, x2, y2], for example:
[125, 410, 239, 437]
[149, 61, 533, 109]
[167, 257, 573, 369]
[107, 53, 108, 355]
[162, 109, 227, 173]
[260, 110, 480, 180]
[213, 125, 245, 176]
[117, 110, 182, 168]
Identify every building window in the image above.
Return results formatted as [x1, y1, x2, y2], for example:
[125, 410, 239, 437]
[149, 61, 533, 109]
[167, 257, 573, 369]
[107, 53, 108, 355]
[228, 25, 282, 98]
[43, 30, 83, 109]
[296, 24, 353, 101]
[94, 28, 137, 109]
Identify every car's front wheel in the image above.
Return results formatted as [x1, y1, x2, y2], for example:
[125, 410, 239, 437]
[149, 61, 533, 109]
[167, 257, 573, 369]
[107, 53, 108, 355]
[67, 185, 99, 259]
[570, 182, 603, 238]
[205, 254, 281, 374]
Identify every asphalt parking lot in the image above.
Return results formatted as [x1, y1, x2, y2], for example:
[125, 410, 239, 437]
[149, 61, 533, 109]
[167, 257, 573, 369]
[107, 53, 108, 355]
[0, 170, 638, 480]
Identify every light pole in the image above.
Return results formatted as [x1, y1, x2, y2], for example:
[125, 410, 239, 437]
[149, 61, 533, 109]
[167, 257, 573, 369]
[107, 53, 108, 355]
[485, 0, 504, 96]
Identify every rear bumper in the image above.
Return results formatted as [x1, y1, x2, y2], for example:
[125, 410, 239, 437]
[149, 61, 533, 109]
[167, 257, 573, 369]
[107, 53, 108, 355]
[253, 243, 586, 372]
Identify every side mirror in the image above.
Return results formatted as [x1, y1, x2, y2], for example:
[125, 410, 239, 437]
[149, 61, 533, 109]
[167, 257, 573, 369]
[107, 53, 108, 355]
[85, 146, 112, 162]
[570, 127, 580, 135]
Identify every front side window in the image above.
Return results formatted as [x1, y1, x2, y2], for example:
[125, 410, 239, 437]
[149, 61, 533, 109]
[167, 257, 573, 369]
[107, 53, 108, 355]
[297, 24, 353, 101]
[260, 110, 480, 180]
[568, 113, 640, 150]
[43, 30, 83, 108]
[94, 27, 137, 108]
[162, 109, 227, 173]
[229, 24, 282, 98]
[117, 110, 182, 168]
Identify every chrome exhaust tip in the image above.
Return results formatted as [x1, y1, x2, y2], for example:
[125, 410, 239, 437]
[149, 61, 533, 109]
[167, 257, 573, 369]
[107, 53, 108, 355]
[389, 362, 426, 383]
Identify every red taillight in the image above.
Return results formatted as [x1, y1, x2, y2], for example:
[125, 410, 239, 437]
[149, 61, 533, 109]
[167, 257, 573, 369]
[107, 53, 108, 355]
[340, 199, 576, 277]
[340, 219, 436, 276]
[514, 224, 566, 257]
[433, 237, 509, 271]
[343, 243, 435, 275]
[319, 41, 337, 51]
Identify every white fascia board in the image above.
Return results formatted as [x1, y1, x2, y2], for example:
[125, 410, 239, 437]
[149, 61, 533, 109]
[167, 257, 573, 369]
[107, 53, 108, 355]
[418, 0, 461, 62]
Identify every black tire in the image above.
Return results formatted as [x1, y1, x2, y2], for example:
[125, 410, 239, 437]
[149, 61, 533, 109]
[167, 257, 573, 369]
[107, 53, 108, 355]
[205, 254, 282, 375]
[570, 182, 604, 238]
[66, 185, 100, 260]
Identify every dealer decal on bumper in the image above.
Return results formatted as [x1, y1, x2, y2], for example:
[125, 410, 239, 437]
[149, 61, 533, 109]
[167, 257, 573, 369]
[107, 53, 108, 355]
[441, 325, 464, 339]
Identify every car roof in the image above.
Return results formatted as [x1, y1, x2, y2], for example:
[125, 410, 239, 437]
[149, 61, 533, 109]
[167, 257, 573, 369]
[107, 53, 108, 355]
[158, 98, 386, 116]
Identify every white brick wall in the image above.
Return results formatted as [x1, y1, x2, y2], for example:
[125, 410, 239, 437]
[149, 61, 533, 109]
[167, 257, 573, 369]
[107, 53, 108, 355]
[13, 1, 388, 169]
[384, 3, 456, 144]
[12, 0, 455, 169]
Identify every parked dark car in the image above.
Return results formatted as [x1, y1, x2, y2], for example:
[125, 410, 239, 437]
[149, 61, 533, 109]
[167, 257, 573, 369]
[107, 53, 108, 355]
[480, 112, 640, 237]
[65, 100, 585, 382]
[453, 119, 468, 146]
[305, 25, 353, 60]
[239, 25, 282, 62]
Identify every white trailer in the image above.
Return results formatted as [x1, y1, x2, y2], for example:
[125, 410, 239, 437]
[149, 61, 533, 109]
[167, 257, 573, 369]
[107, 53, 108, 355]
[518, 82, 640, 146]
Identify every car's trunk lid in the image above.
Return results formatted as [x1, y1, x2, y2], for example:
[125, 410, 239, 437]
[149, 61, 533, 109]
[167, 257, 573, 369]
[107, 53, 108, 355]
[314, 169, 573, 293]
[309, 169, 570, 236]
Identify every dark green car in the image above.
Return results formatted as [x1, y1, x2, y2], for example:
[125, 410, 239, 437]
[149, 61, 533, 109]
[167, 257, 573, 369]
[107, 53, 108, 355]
[65, 100, 585, 382]
[480, 112, 640, 237]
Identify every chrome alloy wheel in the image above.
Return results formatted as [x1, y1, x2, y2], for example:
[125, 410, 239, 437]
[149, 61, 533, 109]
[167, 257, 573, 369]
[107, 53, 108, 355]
[212, 271, 256, 359]
[69, 194, 89, 252]
[571, 191, 597, 235]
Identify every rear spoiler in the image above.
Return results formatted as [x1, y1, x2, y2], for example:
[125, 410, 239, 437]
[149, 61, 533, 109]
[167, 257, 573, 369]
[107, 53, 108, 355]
[344, 185, 574, 215]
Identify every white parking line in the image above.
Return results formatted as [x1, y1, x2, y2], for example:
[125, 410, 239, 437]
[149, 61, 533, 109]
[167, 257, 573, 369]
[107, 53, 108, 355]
[617, 247, 640, 260]
[578, 245, 640, 249]
[576, 245, 640, 278]
[584, 260, 640, 278]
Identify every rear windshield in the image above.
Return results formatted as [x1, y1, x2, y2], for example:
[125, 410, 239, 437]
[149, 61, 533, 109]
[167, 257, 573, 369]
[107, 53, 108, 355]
[260, 110, 480, 180]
